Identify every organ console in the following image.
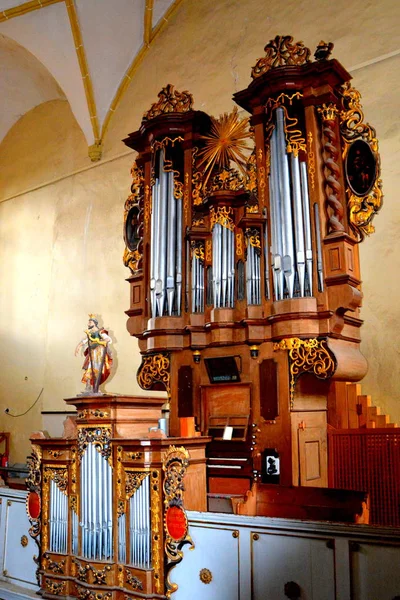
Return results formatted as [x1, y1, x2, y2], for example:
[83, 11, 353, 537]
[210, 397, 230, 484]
[29, 34, 383, 600]
[123, 35, 382, 493]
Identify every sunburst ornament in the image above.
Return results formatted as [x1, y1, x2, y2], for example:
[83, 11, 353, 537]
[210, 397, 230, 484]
[198, 107, 251, 186]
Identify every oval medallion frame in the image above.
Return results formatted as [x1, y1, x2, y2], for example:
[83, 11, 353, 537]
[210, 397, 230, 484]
[345, 138, 377, 197]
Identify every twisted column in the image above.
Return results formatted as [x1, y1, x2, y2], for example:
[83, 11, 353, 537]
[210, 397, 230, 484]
[318, 105, 345, 234]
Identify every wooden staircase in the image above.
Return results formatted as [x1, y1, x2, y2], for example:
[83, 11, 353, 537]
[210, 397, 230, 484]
[328, 382, 397, 429]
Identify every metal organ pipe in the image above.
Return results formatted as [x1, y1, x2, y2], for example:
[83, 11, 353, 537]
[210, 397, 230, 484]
[150, 148, 182, 317]
[129, 475, 151, 569]
[269, 107, 316, 299]
[300, 160, 313, 295]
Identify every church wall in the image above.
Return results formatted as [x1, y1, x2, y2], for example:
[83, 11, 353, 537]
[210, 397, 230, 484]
[0, 0, 399, 462]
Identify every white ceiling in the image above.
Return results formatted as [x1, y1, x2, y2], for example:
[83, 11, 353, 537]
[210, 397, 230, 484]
[0, 0, 176, 155]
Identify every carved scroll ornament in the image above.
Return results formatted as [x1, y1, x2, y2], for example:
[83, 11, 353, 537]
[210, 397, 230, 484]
[143, 84, 193, 121]
[137, 353, 171, 396]
[274, 337, 336, 408]
[251, 35, 311, 78]
[340, 82, 383, 241]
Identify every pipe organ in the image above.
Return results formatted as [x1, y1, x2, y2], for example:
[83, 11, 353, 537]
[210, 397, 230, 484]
[123, 36, 382, 494]
[27, 395, 208, 600]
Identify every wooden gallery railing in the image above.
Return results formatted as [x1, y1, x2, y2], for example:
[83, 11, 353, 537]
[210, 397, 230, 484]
[328, 428, 400, 526]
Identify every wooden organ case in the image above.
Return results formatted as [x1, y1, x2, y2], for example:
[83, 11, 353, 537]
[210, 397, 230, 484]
[123, 36, 382, 495]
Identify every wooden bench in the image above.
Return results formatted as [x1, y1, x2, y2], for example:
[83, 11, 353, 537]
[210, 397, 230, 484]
[231, 483, 369, 524]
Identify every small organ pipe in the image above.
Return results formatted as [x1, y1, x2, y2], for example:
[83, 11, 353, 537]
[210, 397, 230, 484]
[157, 160, 168, 316]
[300, 160, 313, 295]
[276, 107, 295, 298]
[176, 191, 182, 316]
[269, 126, 284, 300]
[264, 218, 271, 300]
[290, 152, 306, 296]
[167, 171, 176, 316]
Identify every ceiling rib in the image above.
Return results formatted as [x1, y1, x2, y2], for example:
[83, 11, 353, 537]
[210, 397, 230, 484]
[0, 0, 62, 22]
[100, 0, 184, 144]
[65, 0, 100, 159]
[144, 0, 154, 46]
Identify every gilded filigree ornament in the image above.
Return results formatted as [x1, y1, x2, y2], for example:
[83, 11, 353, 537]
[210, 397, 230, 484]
[26, 444, 42, 584]
[210, 206, 234, 231]
[244, 151, 258, 199]
[48, 450, 63, 458]
[90, 409, 109, 419]
[318, 103, 345, 234]
[199, 568, 213, 584]
[192, 147, 204, 206]
[273, 337, 336, 408]
[162, 446, 193, 599]
[207, 167, 244, 194]
[184, 172, 190, 222]
[129, 451, 142, 460]
[45, 579, 66, 595]
[314, 40, 334, 61]
[123, 163, 144, 274]
[71, 446, 77, 494]
[43, 466, 68, 494]
[257, 148, 266, 206]
[144, 84, 193, 121]
[20, 535, 28, 547]
[76, 585, 112, 600]
[236, 233, 244, 257]
[245, 229, 261, 251]
[90, 564, 111, 585]
[117, 446, 125, 516]
[125, 471, 149, 499]
[150, 469, 162, 593]
[70, 495, 78, 514]
[198, 107, 251, 186]
[126, 570, 143, 590]
[43, 554, 66, 574]
[192, 216, 205, 227]
[191, 241, 205, 262]
[251, 35, 311, 79]
[77, 427, 112, 462]
[340, 83, 383, 240]
[137, 353, 171, 397]
[26, 445, 42, 493]
[205, 239, 212, 263]
[307, 132, 316, 191]
[72, 558, 90, 582]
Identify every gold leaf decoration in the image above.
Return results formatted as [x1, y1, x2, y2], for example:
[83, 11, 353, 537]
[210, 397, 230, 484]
[251, 35, 311, 79]
[198, 107, 251, 186]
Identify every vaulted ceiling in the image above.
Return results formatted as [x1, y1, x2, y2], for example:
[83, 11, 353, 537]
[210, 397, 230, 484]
[0, 0, 178, 160]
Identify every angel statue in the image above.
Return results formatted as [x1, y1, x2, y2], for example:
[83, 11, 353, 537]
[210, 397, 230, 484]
[75, 315, 113, 395]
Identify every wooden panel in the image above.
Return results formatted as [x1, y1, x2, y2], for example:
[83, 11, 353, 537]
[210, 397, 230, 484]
[327, 381, 349, 428]
[184, 462, 207, 511]
[347, 383, 361, 428]
[252, 532, 335, 600]
[259, 359, 278, 420]
[201, 384, 251, 432]
[178, 365, 193, 418]
[292, 411, 327, 487]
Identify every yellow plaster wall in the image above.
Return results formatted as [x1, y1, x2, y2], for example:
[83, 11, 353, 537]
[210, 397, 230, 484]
[0, 0, 400, 461]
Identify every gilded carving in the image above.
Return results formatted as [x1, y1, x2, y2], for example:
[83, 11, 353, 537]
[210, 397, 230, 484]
[43, 466, 68, 494]
[43, 554, 66, 575]
[210, 206, 235, 231]
[72, 558, 90, 582]
[26, 444, 42, 582]
[76, 585, 112, 600]
[192, 217, 205, 227]
[71, 446, 77, 494]
[45, 579, 66, 595]
[48, 450, 64, 458]
[126, 570, 143, 590]
[137, 353, 171, 397]
[123, 163, 144, 274]
[144, 184, 151, 233]
[199, 568, 213, 584]
[150, 469, 162, 593]
[236, 232, 244, 257]
[191, 241, 205, 262]
[198, 107, 251, 183]
[251, 35, 311, 78]
[274, 337, 336, 408]
[192, 148, 203, 206]
[20, 535, 28, 547]
[129, 451, 142, 460]
[77, 427, 112, 462]
[144, 85, 193, 120]
[162, 446, 193, 599]
[245, 228, 261, 250]
[90, 564, 111, 585]
[205, 240, 212, 264]
[340, 82, 383, 240]
[125, 471, 149, 499]
[307, 132, 315, 191]
[117, 446, 125, 517]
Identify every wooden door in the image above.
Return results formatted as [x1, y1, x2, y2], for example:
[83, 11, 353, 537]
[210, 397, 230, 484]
[292, 411, 328, 487]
